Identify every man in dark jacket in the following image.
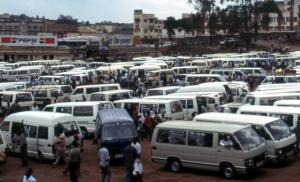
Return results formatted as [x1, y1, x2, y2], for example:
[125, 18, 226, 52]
[123, 144, 137, 182]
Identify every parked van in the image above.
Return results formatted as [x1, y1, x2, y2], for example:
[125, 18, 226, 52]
[148, 69, 175, 82]
[261, 75, 300, 85]
[233, 67, 267, 77]
[171, 66, 199, 74]
[144, 95, 201, 120]
[129, 65, 161, 77]
[23, 87, 66, 106]
[151, 121, 267, 178]
[70, 84, 121, 102]
[50, 65, 75, 74]
[37, 76, 67, 85]
[1, 91, 34, 110]
[96, 109, 138, 158]
[43, 101, 114, 137]
[0, 111, 81, 160]
[273, 100, 300, 107]
[0, 83, 18, 92]
[237, 105, 300, 129]
[243, 92, 300, 106]
[256, 83, 300, 91]
[209, 68, 245, 79]
[90, 90, 133, 102]
[183, 74, 226, 86]
[114, 99, 184, 120]
[176, 82, 233, 102]
[145, 86, 181, 97]
[69, 74, 89, 85]
[194, 113, 297, 161]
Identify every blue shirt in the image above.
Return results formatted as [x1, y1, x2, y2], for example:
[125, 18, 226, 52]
[98, 147, 110, 167]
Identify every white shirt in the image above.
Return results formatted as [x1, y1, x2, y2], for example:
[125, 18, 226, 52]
[23, 175, 37, 182]
[131, 142, 141, 155]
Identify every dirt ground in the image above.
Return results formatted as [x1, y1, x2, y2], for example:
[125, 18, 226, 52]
[0, 137, 300, 182]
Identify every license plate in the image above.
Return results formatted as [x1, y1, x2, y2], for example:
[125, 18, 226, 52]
[115, 154, 123, 158]
[256, 160, 264, 167]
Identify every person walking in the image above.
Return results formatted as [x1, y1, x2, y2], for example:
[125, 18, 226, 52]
[31, 102, 39, 111]
[124, 144, 137, 182]
[23, 168, 37, 182]
[67, 141, 81, 182]
[143, 111, 154, 141]
[98, 144, 111, 182]
[53, 133, 66, 167]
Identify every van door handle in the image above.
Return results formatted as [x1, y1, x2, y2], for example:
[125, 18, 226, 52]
[152, 146, 157, 150]
[217, 150, 222, 152]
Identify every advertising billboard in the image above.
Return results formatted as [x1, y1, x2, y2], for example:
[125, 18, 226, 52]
[0, 35, 57, 47]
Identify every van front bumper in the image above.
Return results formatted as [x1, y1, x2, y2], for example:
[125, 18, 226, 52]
[268, 143, 297, 162]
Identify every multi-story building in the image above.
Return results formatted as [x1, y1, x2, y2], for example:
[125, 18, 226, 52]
[45, 20, 78, 38]
[133, 10, 164, 44]
[0, 14, 46, 35]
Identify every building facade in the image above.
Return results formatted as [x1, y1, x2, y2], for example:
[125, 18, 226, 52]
[0, 14, 46, 35]
[133, 10, 164, 44]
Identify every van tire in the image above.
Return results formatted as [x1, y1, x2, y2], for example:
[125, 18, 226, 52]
[220, 163, 235, 179]
[167, 158, 182, 172]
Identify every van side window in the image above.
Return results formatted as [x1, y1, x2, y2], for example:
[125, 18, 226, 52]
[252, 125, 271, 140]
[73, 88, 83, 95]
[86, 87, 100, 94]
[25, 125, 37, 138]
[269, 113, 294, 127]
[2, 95, 12, 102]
[187, 99, 193, 109]
[158, 104, 166, 113]
[73, 106, 93, 117]
[16, 93, 32, 102]
[180, 100, 186, 109]
[170, 101, 183, 113]
[157, 129, 186, 145]
[218, 133, 241, 150]
[188, 131, 213, 147]
[56, 107, 72, 114]
[38, 126, 48, 139]
[0, 121, 10, 132]
[44, 107, 54, 112]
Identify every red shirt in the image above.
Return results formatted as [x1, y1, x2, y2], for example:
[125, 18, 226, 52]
[144, 116, 154, 128]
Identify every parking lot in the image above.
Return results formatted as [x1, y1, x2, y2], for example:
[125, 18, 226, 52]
[1, 138, 300, 182]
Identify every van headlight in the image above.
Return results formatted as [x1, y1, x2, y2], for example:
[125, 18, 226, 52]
[245, 159, 254, 167]
[276, 149, 283, 155]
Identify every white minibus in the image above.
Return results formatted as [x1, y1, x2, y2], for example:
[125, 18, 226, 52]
[183, 74, 226, 86]
[274, 100, 300, 107]
[194, 113, 297, 162]
[90, 90, 133, 102]
[43, 101, 114, 137]
[114, 99, 184, 120]
[0, 111, 81, 160]
[70, 84, 121, 102]
[171, 66, 199, 74]
[243, 92, 300, 106]
[145, 86, 181, 97]
[237, 105, 300, 129]
[151, 121, 266, 178]
[1, 91, 34, 110]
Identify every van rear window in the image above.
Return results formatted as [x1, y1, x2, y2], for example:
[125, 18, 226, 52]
[73, 106, 93, 117]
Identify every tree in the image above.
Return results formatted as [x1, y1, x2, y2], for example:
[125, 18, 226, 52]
[188, 0, 215, 34]
[57, 14, 78, 24]
[207, 11, 219, 43]
[164, 17, 178, 40]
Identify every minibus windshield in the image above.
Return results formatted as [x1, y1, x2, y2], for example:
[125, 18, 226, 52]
[102, 122, 136, 140]
[234, 127, 264, 151]
[265, 119, 292, 141]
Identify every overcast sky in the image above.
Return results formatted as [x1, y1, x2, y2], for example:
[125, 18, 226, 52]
[0, 0, 195, 23]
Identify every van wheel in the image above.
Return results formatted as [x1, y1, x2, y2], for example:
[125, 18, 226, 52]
[221, 163, 235, 179]
[168, 158, 182, 172]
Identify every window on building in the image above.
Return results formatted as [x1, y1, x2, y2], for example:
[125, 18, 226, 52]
[144, 19, 148, 23]
[144, 29, 148, 33]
